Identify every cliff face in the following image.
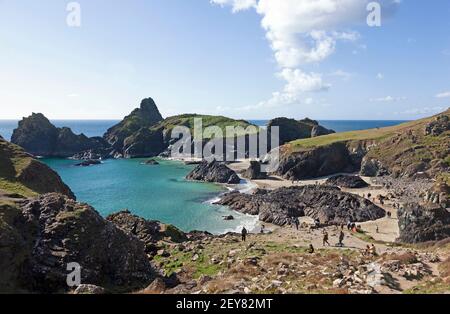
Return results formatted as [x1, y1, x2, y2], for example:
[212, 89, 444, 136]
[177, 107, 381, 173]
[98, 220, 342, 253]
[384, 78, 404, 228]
[11, 113, 107, 158]
[0, 138, 74, 198]
[0, 194, 156, 293]
[273, 109, 450, 183]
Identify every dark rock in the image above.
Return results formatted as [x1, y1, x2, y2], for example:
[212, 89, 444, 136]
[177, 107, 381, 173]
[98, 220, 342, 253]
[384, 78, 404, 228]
[71, 148, 113, 160]
[107, 210, 188, 254]
[0, 194, 156, 293]
[325, 175, 369, 188]
[123, 128, 166, 158]
[74, 159, 101, 167]
[104, 98, 164, 154]
[276, 142, 359, 180]
[216, 185, 385, 226]
[425, 115, 450, 136]
[397, 204, 450, 243]
[243, 161, 268, 180]
[143, 159, 160, 165]
[223, 215, 235, 221]
[186, 160, 241, 184]
[311, 125, 335, 137]
[11, 113, 108, 157]
[267, 117, 334, 146]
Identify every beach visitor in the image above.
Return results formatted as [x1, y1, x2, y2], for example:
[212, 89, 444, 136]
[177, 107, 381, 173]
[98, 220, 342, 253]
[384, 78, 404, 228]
[241, 227, 247, 242]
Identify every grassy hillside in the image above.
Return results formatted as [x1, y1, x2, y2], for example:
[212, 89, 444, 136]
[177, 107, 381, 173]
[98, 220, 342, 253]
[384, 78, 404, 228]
[0, 138, 74, 198]
[289, 115, 437, 150]
[152, 114, 259, 139]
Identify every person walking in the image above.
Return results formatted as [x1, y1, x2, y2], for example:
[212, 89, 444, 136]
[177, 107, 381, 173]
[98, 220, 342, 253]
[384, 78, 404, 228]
[294, 217, 300, 230]
[241, 227, 248, 242]
[338, 230, 345, 247]
[323, 231, 330, 246]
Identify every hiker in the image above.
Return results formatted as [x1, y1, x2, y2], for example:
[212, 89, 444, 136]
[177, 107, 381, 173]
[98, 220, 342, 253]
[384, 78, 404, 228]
[308, 244, 315, 254]
[369, 244, 377, 256]
[314, 218, 320, 229]
[260, 224, 265, 234]
[364, 245, 371, 256]
[293, 217, 300, 230]
[376, 225, 379, 233]
[338, 231, 345, 246]
[347, 221, 352, 231]
[241, 227, 247, 242]
[323, 231, 330, 246]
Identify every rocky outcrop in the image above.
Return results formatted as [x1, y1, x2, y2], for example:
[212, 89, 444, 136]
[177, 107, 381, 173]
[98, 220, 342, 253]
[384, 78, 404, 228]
[425, 114, 450, 136]
[104, 98, 164, 155]
[267, 117, 334, 146]
[275, 142, 360, 180]
[186, 160, 241, 184]
[0, 138, 74, 198]
[216, 185, 385, 226]
[397, 203, 450, 243]
[325, 175, 369, 188]
[360, 158, 390, 177]
[11, 113, 108, 157]
[143, 159, 160, 165]
[243, 161, 268, 180]
[0, 194, 156, 293]
[122, 127, 165, 158]
[107, 210, 188, 255]
[74, 159, 102, 167]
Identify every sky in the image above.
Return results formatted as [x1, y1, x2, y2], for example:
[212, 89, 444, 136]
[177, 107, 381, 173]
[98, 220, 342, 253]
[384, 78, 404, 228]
[0, 0, 449, 120]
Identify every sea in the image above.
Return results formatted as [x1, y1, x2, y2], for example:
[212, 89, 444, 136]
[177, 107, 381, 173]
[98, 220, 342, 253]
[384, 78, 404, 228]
[0, 119, 407, 234]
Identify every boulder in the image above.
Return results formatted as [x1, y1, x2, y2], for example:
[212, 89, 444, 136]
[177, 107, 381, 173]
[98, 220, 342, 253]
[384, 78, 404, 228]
[216, 185, 385, 226]
[73, 284, 106, 294]
[143, 159, 160, 165]
[186, 160, 241, 184]
[74, 159, 101, 167]
[397, 204, 450, 243]
[325, 175, 369, 188]
[243, 161, 268, 180]
[360, 158, 390, 177]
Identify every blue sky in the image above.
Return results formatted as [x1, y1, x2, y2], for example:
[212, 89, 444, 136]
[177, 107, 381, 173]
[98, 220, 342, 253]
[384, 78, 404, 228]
[0, 0, 449, 120]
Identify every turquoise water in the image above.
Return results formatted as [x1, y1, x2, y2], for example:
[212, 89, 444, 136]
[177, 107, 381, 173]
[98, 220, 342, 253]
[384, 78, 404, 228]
[42, 158, 258, 234]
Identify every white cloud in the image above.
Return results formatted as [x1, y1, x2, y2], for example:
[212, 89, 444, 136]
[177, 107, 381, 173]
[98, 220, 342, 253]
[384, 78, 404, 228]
[328, 70, 353, 81]
[396, 106, 445, 116]
[435, 91, 450, 98]
[370, 96, 406, 102]
[210, 0, 256, 12]
[211, 0, 400, 109]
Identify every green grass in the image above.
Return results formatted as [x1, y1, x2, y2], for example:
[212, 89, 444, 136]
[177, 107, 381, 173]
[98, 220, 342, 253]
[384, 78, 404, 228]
[153, 114, 259, 139]
[289, 113, 442, 151]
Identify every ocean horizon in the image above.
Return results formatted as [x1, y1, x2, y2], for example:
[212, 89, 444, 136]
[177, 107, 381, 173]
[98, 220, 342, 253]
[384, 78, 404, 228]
[0, 119, 409, 141]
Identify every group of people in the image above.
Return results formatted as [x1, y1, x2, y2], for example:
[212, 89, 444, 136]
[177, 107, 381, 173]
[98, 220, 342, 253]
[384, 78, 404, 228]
[364, 244, 378, 257]
[322, 229, 345, 247]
